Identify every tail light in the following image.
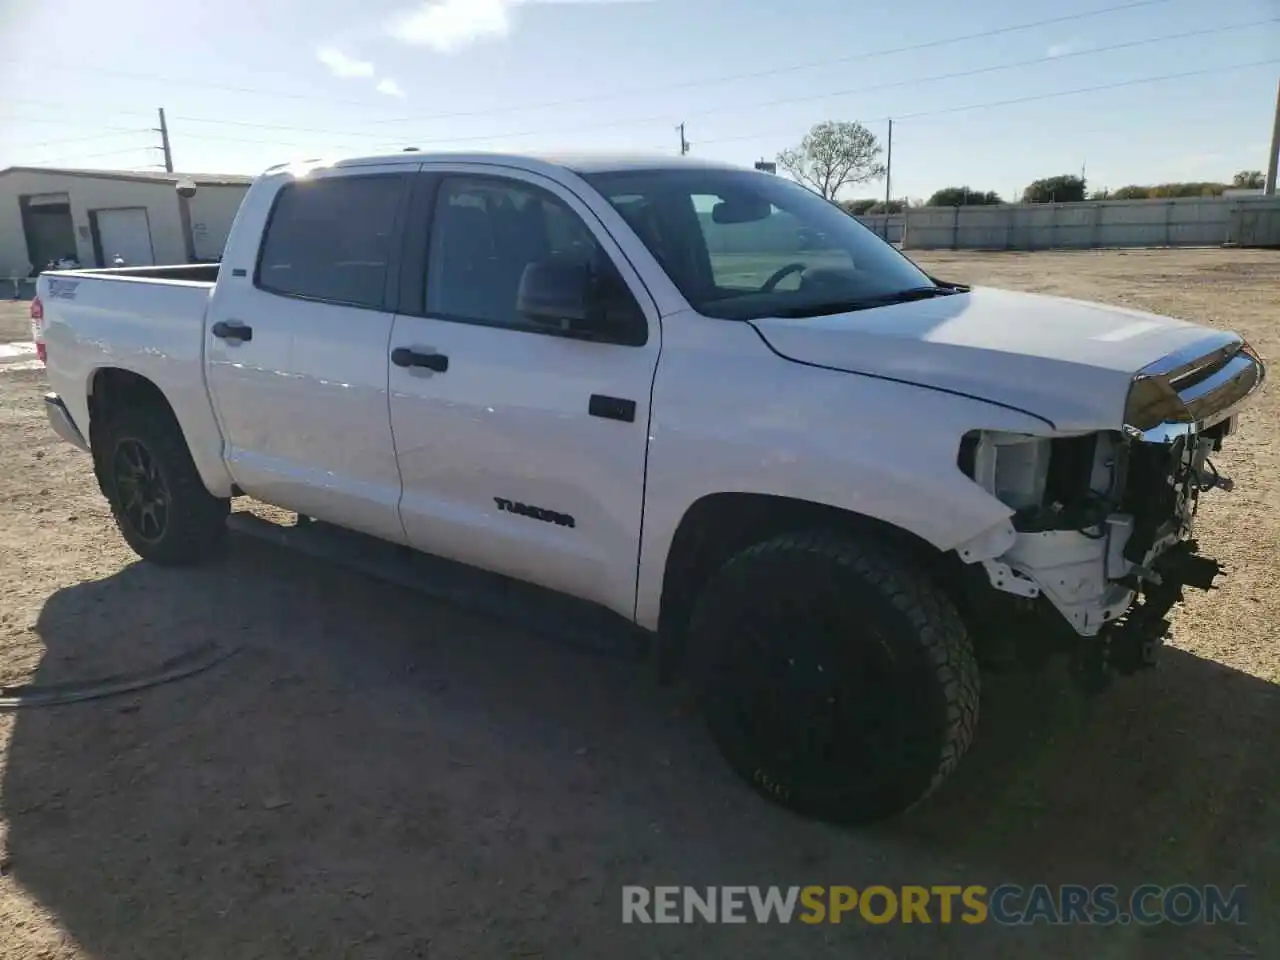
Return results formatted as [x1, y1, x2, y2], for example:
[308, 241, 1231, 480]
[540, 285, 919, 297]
[30, 296, 46, 363]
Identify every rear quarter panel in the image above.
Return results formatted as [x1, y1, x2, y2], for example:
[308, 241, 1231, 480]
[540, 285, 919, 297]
[39, 272, 235, 496]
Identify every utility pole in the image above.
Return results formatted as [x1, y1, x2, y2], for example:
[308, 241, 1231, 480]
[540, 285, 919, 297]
[156, 106, 196, 263]
[1265, 76, 1280, 196]
[882, 118, 894, 241]
[677, 122, 690, 156]
[883, 118, 893, 210]
[156, 107, 174, 173]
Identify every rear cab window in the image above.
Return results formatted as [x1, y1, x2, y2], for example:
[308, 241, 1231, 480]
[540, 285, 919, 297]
[256, 175, 405, 309]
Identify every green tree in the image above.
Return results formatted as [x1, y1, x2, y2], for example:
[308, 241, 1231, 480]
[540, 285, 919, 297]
[777, 121, 886, 201]
[1022, 174, 1086, 203]
[1232, 170, 1265, 188]
[840, 198, 880, 216]
[1101, 182, 1228, 200]
[926, 186, 1002, 206]
[841, 198, 908, 215]
[1147, 182, 1224, 198]
[1111, 185, 1150, 200]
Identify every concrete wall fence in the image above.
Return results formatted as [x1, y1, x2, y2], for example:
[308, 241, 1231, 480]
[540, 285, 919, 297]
[857, 195, 1280, 250]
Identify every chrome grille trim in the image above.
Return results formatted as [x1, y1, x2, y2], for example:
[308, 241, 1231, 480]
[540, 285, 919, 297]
[1126, 334, 1265, 444]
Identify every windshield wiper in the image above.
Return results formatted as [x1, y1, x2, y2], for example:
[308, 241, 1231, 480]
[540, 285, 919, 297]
[771, 285, 963, 319]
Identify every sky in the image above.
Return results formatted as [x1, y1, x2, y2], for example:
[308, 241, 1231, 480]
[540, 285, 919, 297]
[1, 0, 1277, 202]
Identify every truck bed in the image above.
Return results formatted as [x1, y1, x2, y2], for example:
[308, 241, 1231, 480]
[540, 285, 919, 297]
[66, 263, 221, 284]
[37, 263, 229, 498]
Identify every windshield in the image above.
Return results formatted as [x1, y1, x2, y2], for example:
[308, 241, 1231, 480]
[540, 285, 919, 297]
[581, 167, 934, 321]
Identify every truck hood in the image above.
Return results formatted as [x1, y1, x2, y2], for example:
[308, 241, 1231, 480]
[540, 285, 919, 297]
[748, 287, 1233, 431]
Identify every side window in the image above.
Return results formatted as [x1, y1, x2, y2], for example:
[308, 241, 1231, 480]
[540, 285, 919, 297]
[257, 175, 403, 308]
[425, 176, 643, 336]
[692, 193, 853, 292]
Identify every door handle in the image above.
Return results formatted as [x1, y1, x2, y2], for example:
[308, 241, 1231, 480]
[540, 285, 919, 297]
[391, 347, 449, 372]
[212, 320, 253, 342]
[589, 394, 636, 422]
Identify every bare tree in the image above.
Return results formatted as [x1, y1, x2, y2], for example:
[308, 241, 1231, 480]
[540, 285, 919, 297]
[776, 121, 886, 200]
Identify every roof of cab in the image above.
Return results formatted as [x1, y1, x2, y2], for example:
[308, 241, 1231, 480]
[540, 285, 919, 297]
[284, 151, 744, 177]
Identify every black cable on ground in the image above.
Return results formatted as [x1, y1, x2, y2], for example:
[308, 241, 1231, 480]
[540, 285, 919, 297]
[0, 641, 240, 709]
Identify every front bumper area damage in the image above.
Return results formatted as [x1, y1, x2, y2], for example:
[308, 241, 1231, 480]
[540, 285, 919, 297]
[954, 330, 1264, 687]
[1083, 538, 1222, 686]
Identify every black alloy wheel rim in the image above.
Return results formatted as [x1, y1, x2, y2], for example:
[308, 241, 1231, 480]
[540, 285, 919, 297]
[113, 439, 170, 542]
[717, 598, 919, 793]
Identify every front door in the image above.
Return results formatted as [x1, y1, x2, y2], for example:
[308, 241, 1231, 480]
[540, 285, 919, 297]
[388, 167, 661, 619]
[205, 166, 414, 544]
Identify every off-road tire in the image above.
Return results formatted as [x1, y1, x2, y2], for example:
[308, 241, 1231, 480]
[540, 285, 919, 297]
[687, 529, 979, 824]
[94, 404, 229, 565]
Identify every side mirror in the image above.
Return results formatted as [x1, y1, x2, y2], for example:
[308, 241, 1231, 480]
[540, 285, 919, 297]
[517, 260, 592, 332]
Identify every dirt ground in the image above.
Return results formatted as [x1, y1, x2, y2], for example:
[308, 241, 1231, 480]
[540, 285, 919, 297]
[0, 248, 1276, 959]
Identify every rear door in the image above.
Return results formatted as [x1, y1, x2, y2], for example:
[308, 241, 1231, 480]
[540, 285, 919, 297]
[387, 166, 661, 619]
[205, 165, 414, 544]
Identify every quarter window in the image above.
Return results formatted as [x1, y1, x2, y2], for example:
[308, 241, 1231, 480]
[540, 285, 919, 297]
[257, 175, 404, 308]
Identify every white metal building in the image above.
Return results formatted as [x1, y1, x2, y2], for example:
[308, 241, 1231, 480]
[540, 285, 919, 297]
[0, 167, 252, 282]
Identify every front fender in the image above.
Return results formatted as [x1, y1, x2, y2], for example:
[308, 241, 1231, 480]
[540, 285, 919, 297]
[634, 313, 1052, 629]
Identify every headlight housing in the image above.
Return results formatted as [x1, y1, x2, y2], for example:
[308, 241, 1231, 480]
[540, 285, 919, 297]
[960, 431, 1053, 511]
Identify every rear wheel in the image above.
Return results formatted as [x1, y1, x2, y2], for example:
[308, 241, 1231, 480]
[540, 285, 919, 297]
[96, 406, 229, 565]
[687, 529, 979, 824]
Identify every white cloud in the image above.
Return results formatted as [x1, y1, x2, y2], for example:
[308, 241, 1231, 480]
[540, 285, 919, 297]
[390, 0, 510, 52]
[316, 45, 377, 78]
[388, 0, 650, 53]
[377, 78, 407, 98]
[1046, 41, 1075, 58]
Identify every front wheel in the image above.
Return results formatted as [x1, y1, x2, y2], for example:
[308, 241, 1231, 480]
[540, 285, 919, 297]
[688, 529, 979, 824]
[96, 405, 229, 565]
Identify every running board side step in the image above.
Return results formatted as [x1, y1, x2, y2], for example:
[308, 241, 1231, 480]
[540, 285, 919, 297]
[226, 511, 649, 662]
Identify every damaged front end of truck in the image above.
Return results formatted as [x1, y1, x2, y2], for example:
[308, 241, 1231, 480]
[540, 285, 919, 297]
[952, 332, 1266, 690]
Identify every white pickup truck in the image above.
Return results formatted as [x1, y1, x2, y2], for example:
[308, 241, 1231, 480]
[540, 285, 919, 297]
[32, 152, 1265, 823]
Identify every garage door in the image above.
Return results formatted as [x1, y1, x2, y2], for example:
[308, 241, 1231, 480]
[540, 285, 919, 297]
[95, 207, 155, 266]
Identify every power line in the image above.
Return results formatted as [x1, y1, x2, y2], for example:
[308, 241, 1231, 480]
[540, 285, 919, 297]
[12, 57, 1273, 168]
[675, 19, 1276, 125]
[152, 22, 1273, 157]
[3, 0, 1178, 126]
[160, 56, 1277, 159]
[147, 17, 1275, 150]
[5, 128, 155, 150]
[0, 112, 154, 129]
[26, 145, 160, 166]
[696, 58, 1280, 146]
[160, 129, 390, 151]
[367, 0, 1182, 124]
[893, 58, 1280, 121]
[0, 69, 388, 109]
[7, 25, 1270, 167]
